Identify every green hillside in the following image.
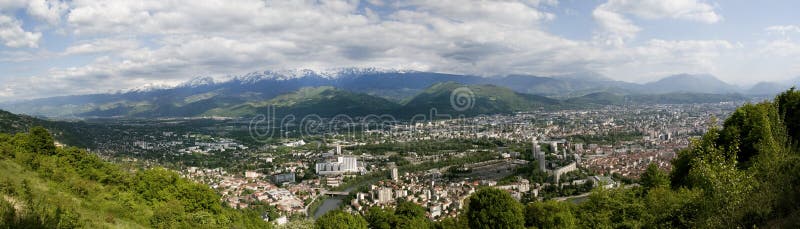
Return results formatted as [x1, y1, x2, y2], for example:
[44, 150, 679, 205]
[566, 92, 747, 105]
[0, 126, 269, 228]
[400, 82, 560, 117]
[0, 110, 36, 134]
[205, 86, 402, 117]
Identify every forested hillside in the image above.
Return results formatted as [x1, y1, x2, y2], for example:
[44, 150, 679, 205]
[0, 127, 269, 228]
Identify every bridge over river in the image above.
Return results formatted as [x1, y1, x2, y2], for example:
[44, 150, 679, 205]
[321, 190, 350, 196]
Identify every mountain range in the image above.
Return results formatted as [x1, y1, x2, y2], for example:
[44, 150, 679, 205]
[0, 68, 783, 119]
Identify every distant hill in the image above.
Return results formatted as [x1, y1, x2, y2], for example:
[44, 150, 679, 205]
[643, 74, 739, 94]
[747, 82, 792, 96]
[566, 92, 747, 105]
[0, 109, 36, 134]
[401, 82, 560, 116]
[564, 92, 627, 105]
[205, 86, 401, 117]
[0, 109, 105, 148]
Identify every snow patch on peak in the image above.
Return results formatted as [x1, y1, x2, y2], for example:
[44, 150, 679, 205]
[235, 67, 417, 84]
[179, 76, 216, 88]
[119, 83, 172, 94]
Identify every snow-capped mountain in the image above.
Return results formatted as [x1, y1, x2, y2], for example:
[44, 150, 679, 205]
[234, 67, 414, 84]
[0, 68, 770, 118]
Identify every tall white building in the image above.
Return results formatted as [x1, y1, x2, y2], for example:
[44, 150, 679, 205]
[533, 138, 546, 171]
[315, 157, 359, 175]
[376, 188, 393, 204]
[339, 157, 358, 172]
[391, 167, 399, 182]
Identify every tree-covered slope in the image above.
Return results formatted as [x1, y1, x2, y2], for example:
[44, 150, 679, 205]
[0, 109, 37, 134]
[0, 127, 269, 228]
[205, 86, 402, 118]
[400, 82, 560, 117]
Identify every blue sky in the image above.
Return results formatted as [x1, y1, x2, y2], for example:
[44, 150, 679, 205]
[0, 0, 799, 101]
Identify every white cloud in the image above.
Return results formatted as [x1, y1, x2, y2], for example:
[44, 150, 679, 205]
[599, 39, 734, 81]
[63, 38, 140, 55]
[765, 25, 800, 35]
[0, 14, 41, 48]
[0, 0, 68, 25]
[600, 0, 721, 23]
[0, 0, 27, 10]
[26, 0, 68, 25]
[760, 39, 800, 57]
[592, 5, 640, 46]
[592, 0, 721, 45]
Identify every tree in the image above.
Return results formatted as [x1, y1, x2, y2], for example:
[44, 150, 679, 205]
[395, 201, 426, 219]
[465, 188, 524, 229]
[394, 201, 431, 229]
[717, 103, 784, 168]
[644, 187, 702, 228]
[640, 163, 669, 190]
[524, 201, 576, 229]
[365, 207, 396, 229]
[434, 216, 468, 229]
[575, 188, 646, 228]
[775, 87, 800, 144]
[314, 210, 368, 229]
[25, 126, 56, 156]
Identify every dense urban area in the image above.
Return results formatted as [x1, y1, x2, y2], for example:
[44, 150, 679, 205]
[61, 102, 739, 224]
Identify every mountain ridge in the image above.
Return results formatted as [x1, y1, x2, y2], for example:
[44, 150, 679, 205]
[0, 69, 765, 118]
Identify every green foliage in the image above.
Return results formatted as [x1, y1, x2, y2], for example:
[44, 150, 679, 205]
[24, 126, 56, 156]
[643, 187, 702, 228]
[134, 168, 222, 213]
[574, 187, 646, 228]
[363, 202, 432, 229]
[277, 219, 315, 229]
[314, 210, 368, 229]
[465, 188, 525, 229]
[433, 216, 468, 229]
[365, 207, 397, 229]
[663, 88, 800, 227]
[717, 102, 784, 168]
[524, 201, 576, 229]
[394, 201, 431, 229]
[639, 163, 668, 190]
[775, 87, 800, 145]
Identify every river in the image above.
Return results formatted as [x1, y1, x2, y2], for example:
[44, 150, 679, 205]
[313, 197, 344, 219]
[311, 180, 369, 218]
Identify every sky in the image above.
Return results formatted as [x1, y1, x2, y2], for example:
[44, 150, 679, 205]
[0, 0, 799, 101]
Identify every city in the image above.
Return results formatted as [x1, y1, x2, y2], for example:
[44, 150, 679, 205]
[62, 102, 739, 225]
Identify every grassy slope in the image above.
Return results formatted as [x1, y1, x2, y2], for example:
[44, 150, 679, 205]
[0, 160, 147, 228]
[0, 125, 270, 228]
